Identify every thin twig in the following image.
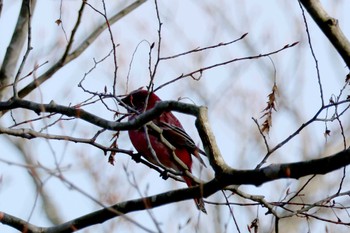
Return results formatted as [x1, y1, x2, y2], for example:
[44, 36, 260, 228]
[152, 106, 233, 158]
[16, 0, 146, 99]
[298, 0, 324, 106]
[155, 42, 299, 92]
[13, 0, 33, 98]
[160, 33, 248, 61]
[256, 99, 350, 168]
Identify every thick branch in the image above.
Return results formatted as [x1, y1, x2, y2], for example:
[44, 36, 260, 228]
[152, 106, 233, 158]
[195, 106, 228, 174]
[2, 98, 350, 180]
[1, 148, 350, 232]
[0, 0, 2, 18]
[0, 0, 37, 98]
[300, 0, 350, 68]
[1, 97, 350, 232]
[219, 148, 350, 186]
[0, 98, 200, 131]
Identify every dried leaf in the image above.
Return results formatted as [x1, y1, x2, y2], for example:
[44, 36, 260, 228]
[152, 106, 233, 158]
[108, 133, 120, 165]
[345, 73, 350, 84]
[55, 19, 62, 26]
[260, 82, 278, 134]
[261, 119, 271, 134]
[108, 154, 115, 165]
[324, 129, 331, 137]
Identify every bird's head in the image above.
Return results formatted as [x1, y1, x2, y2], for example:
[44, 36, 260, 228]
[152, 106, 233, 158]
[120, 89, 161, 112]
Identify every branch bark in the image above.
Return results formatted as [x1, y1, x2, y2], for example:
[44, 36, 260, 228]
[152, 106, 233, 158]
[300, 0, 350, 68]
[1, 97, 350, 232]
[2, 97, 350, 186]
[1, 147, 349, 233]
[0, 0, 37, 99]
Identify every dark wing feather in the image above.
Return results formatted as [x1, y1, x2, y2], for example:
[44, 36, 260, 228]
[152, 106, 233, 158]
[158, 121, 207, 167]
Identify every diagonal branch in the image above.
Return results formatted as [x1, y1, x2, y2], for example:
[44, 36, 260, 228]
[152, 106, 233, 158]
[0, 0, 37, 98]
[2, 97, 350, 185]
[0, 0, 2, 18]
[300, 0, 350, 68]
[17, 0, 147, 99]
[0, 97, 202, 131]
[1, 97, 350, 232]
[1, 148, 350, 233]
[155, 41, 299, 91]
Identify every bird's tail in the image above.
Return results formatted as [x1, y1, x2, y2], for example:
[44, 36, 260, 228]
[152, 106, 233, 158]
[195, 196, 207, 214]
[183, 176, 207, 214]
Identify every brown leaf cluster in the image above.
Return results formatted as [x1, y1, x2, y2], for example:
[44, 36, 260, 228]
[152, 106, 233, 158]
[108, 132, 120, 165]
[260, 83, 278, 134]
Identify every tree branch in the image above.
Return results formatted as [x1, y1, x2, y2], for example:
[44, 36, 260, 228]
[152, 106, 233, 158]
[0, 98, 201, 131]
[1, 148, 350, 232]
[1, 96, 350, 232]
[300, 0, 350, 68]
[16, 0, 147, 99]
[0, 0, 37, 98]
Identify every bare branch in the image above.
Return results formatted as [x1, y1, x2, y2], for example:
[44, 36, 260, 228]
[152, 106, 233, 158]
[256, 99, 350, 168]
[2, 148, 350, 232]
[13, 0, 33, 98]
[160, 33, 248, 61]
[16, 0, 147, 99]
[0, 0, 37, 98]
[85, 0, 119, 95]
[155, 42, 299, 91]
[0, 0, 2, 18]
[300, 0, 350, 68]
[298, 0, 324, 105]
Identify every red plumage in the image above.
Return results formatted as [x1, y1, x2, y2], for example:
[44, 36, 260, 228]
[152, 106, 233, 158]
[121, 89, 207, 213]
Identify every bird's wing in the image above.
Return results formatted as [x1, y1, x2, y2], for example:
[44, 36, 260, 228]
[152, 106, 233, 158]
[157, 121, 207, 167]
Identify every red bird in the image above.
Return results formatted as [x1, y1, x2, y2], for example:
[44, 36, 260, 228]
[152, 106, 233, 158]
[121, 89, 207, 213]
